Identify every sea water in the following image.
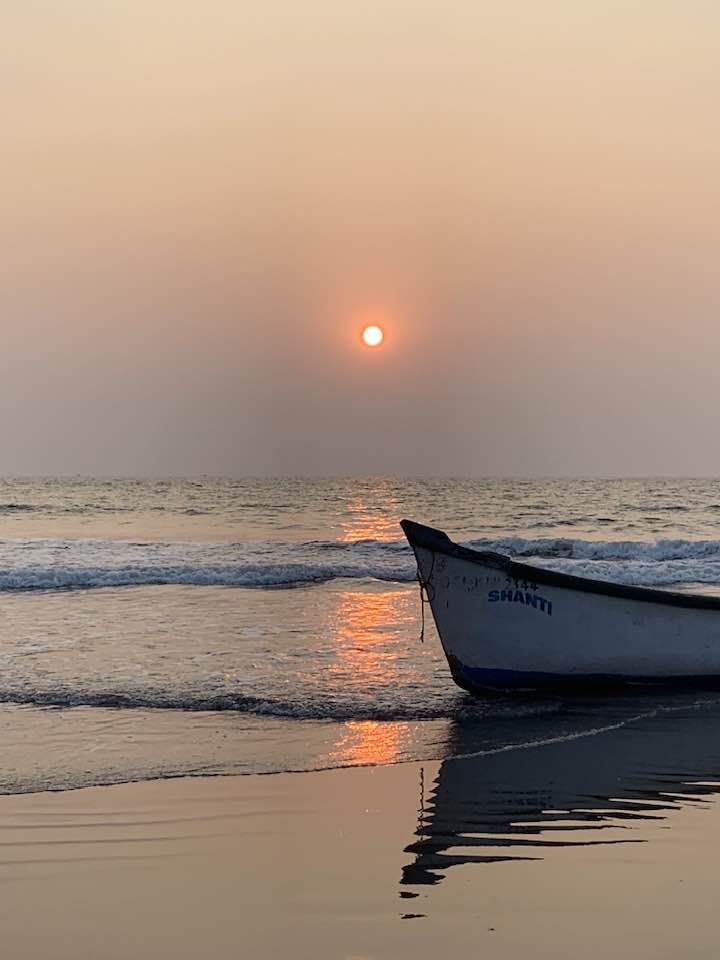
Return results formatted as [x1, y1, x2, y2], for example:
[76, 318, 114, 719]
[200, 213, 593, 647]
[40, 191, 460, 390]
[3, 476, 720, 793]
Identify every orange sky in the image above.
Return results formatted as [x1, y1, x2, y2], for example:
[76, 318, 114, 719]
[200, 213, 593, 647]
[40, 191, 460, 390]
[4, 1, 720, 474]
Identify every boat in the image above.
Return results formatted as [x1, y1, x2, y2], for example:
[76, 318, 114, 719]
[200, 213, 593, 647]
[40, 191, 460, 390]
[401, 518, 720, 691]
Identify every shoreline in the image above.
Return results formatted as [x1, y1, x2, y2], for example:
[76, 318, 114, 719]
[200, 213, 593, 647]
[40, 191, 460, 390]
[0, 749, 717, 959]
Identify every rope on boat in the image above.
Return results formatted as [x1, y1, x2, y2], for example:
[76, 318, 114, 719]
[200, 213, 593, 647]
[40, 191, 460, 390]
[416, 552, 436, 644]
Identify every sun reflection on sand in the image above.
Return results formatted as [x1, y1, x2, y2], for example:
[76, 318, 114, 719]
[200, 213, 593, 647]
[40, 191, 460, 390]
[331, 720, 410, 766]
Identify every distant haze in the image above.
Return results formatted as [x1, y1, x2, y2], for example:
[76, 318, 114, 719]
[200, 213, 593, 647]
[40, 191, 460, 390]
[4, 1, 720, 476]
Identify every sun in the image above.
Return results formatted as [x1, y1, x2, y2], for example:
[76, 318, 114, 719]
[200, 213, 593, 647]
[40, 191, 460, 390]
[361, 325, 384, 348]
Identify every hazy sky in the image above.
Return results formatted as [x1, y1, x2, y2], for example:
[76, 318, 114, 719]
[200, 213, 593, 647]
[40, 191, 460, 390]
[4, 1, 720, 475]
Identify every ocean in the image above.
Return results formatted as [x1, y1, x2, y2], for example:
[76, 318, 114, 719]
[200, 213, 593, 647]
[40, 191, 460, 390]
[4, 475, 720, 795]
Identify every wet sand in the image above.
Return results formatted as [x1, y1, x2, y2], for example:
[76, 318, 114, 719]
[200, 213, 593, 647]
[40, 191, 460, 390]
[0, 747, 717, 960]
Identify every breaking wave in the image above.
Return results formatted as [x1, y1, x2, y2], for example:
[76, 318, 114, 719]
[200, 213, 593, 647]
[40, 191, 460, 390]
[465, 536, 720, 589]
[473, 535, 720, 562]
[0, 561, 413, 591]
[4, 535, 720, 591]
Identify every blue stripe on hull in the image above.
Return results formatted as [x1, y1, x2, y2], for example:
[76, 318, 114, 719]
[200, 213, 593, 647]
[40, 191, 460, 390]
[447, 657, 720, 693]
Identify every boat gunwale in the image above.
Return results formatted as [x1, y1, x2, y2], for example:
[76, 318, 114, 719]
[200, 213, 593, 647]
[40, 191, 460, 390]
[400, 518, 720, 612]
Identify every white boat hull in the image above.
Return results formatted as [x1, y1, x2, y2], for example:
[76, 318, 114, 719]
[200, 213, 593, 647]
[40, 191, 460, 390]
[402, 519, 720, 691]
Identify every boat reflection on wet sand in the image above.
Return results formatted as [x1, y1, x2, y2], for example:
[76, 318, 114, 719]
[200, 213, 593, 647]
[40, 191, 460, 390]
[401, 693, 720, 891]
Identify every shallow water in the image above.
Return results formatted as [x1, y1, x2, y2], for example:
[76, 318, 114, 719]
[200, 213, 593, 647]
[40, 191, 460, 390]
[2, 476, 720, 793]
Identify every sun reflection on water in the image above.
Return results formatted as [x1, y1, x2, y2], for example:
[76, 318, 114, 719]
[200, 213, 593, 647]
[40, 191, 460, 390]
[322, 587, 420, 766]
[328, 589, 409, 687]
[340, 485, 402, 542]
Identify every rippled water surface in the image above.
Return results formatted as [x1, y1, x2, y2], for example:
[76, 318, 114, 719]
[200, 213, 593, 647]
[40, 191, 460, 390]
[3, 476, 720, 793]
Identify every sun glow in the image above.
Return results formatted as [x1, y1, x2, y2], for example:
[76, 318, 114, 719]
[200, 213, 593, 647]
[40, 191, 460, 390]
[361, 325, 384, 348]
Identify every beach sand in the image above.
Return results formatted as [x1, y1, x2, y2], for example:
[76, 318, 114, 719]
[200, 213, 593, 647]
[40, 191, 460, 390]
[0, 757, 716, 959]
